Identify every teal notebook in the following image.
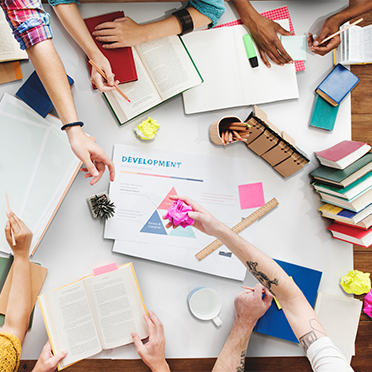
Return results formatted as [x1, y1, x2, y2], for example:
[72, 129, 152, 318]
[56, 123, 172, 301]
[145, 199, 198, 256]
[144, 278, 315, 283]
[310, 153, 372, 187]
[309, 94, 339, 131]
[313, 170, 372, 200]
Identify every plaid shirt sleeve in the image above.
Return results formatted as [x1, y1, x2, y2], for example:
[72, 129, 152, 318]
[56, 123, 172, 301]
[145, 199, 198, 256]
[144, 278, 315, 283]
[1, 0, 53, 50]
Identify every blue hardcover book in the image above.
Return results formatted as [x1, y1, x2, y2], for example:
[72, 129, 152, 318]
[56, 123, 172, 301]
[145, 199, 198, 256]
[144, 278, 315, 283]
[16, 71, 74, 118]
[315, 64, 359, 107]
[309, 94, 339, 131]
[253, 259, 322, 343]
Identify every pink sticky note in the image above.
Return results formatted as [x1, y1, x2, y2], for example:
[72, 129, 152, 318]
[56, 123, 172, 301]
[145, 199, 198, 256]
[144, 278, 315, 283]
[238, 183, 265, 209]
[93, 263, 118, 276]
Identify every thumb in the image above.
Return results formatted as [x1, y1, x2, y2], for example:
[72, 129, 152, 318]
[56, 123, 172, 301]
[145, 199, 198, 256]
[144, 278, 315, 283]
[83, 158, 99, 178]
[277, 26, 293, 37]
[50, 350, 67, 366]
[131, 332, 144, 353]
[313, 29, 328, 47]
[104, 67, 115, 87]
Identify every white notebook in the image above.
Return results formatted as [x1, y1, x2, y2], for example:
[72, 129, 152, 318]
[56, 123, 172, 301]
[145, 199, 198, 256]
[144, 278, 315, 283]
[314, 292, 362, 362]
[181, 25, 299, 114]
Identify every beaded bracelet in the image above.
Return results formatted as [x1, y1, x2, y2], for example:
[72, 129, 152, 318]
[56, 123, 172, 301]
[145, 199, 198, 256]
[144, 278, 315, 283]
[173, 8, 194, 36]
[61, 121, 84, 131]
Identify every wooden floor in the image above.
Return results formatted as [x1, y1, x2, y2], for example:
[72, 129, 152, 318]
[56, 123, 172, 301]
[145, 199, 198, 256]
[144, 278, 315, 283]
[20, 3, 372, 372]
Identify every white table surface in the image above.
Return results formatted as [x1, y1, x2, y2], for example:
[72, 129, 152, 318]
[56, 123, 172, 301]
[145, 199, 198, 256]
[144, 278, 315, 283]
[0, 0, 354, 360]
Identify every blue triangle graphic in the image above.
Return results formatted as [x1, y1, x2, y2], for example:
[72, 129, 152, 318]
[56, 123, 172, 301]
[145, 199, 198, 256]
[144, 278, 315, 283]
[169, 225, 196, 239]
[141, 210, 167, 235]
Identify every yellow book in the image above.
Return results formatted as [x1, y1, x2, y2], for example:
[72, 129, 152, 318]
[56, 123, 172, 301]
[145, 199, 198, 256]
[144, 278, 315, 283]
[38, 262, 148, 370]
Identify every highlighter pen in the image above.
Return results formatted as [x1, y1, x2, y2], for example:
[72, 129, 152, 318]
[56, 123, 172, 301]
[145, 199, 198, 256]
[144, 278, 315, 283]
[243, 34, 259, 68]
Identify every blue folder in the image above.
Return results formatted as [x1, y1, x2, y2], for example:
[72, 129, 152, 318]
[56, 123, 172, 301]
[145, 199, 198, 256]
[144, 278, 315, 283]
[253, 259, 322, 343]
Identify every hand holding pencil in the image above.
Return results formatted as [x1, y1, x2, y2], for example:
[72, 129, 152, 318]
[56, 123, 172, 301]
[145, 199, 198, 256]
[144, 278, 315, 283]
[89, 60, 131, 102]
[5, 212, 33, 257]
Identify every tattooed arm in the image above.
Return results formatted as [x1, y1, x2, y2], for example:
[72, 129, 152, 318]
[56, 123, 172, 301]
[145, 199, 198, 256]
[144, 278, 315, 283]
[165, 196, 327, 353]
[212, 285, 272, 372]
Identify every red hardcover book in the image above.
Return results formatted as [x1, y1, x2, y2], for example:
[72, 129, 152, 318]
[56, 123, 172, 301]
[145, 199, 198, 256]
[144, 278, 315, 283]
[84, 11, 137, 89]
[315, 140, 371, 170]
[327, 221, 372, 248]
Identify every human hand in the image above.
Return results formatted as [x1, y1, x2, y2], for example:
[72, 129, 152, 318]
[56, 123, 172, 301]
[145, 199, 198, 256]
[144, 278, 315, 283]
[32, 341, 67, 372]
[244, 14, 293, 68]
[163, 196, 225, 237]
[5, 212, 32, 258]
[131, 310, 170, 372]
[234, 284, 273, 331]
[89, 53, 119, 92]
[65, 126, 115, 185]
[92, 17, 149, 49]
[308, 16, 341, 56]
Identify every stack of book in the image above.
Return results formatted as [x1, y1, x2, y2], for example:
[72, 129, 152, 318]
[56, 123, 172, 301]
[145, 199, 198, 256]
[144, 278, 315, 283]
[310, 140, 372, 248]
[309, 64, 359, 131]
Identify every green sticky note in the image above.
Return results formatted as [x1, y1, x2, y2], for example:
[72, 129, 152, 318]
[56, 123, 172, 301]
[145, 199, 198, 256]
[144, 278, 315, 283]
[281, 35, 307, 61]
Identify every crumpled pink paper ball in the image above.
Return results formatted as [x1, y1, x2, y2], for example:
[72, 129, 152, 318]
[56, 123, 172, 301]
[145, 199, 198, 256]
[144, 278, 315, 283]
[363, 289, 372, 319]
[164, 199, 194, 228]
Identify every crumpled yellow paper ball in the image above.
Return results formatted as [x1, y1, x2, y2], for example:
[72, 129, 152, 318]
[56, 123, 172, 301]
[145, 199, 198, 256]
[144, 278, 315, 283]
[340, 270, 371, 295]
[134, 117, 160, 140]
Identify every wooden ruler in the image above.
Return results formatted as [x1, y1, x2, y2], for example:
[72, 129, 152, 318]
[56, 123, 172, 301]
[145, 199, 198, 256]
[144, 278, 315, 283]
[195, 198, 279, 261]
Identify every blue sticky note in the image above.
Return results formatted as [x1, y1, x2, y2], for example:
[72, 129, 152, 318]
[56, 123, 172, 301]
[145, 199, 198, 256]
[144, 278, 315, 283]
[281, 35, 307, 61]
[253, 259, 322, 343]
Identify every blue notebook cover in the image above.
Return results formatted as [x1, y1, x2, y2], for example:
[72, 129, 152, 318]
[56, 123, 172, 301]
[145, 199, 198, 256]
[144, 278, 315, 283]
[309, 94, 339, 131]
[253, 259, 322, 343]
[316, 64, 359, 106]
[16, 71, 74, 118]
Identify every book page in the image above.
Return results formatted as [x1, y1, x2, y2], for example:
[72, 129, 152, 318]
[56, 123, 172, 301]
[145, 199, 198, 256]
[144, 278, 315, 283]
[348, 26, 364, 61]
[136, 35, 202, 101]
[40, 281, 102, 369]
[0, 11, 27, 62]
[363, 25, 372, 61]
[104, 48, 162, 123]
[83, 264, 148, 350]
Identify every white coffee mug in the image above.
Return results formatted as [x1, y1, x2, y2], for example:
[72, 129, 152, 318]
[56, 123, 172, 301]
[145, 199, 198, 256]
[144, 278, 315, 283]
[188, 287, 222, 327]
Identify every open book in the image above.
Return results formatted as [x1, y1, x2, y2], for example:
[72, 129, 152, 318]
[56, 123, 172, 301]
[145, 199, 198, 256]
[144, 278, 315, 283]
[38, 263, 148, 370]
[104, 35, 202, 125]
[335, 23, 372, 65]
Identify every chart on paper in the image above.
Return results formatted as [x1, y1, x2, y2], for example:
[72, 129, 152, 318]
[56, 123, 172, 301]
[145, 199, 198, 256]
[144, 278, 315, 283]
[104, 145, 254, 280]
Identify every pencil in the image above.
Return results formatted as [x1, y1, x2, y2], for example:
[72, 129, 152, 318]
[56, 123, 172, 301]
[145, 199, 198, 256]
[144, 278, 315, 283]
[220, 126, 249, 131]
[317, 18, 363, 46]
[228, 131, 233, 143]
[221, 131, 226, 146]
[88, 60, 131, 103]
[232, 130, 244, 141]
[241, 286, 254, 291]
[5, 192, 16, 246]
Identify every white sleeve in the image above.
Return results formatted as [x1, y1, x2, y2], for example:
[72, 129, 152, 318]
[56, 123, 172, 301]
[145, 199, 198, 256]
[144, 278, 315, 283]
[306, 337, 354, 372]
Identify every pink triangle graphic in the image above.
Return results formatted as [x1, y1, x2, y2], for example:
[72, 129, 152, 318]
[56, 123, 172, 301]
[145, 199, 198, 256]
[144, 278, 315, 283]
[158, 187, 177, 210]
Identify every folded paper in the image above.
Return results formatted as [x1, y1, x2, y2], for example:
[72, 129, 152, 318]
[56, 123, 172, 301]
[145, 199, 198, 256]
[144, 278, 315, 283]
[363, 289, 372, 318]
[340, 270, 371, 295]
[164, 199, 194, 228]
[134, 117, 160, 140]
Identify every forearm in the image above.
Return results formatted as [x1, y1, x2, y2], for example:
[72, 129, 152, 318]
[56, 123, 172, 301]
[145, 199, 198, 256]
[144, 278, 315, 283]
[54, 4, 103, 60]
[3, 254, 31, 344]
[230, 0, 260, 25]
[26, 40, 78, 125]
[141, 7, 211, 42]
[212, 321, 253, 372]
[328, 0, 372, 26]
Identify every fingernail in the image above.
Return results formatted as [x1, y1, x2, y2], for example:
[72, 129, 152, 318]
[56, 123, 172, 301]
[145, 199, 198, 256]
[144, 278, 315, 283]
[62, 350, 68, 357]
[313, 41, 319, 47]
[6, 211, 10, 217]
[5, 221, 9, 227]
[92, 170, 99, 177]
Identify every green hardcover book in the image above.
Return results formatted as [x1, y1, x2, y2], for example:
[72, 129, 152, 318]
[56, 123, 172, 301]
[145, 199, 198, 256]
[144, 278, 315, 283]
[310, 153, 372, 188]
[309, 94, 339, 131]
[313, 170, 372, 199]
